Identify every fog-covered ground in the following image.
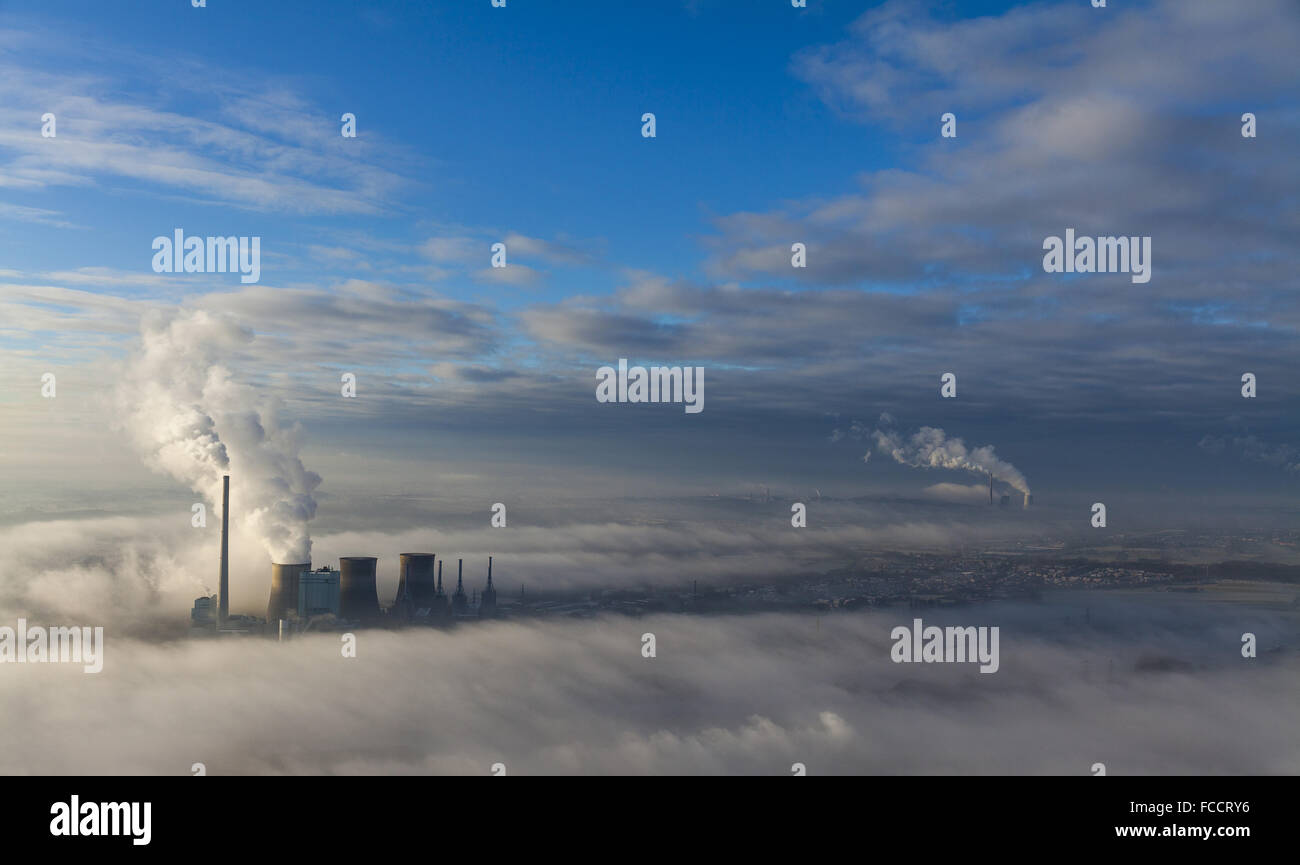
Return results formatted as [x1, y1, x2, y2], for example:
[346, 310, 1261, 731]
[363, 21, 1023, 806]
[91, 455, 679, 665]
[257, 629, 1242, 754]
[1, 509, 1295, 775]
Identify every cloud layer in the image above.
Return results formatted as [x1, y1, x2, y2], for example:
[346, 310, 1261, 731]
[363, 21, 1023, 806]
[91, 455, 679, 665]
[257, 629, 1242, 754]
[1, 600, 1294, 775]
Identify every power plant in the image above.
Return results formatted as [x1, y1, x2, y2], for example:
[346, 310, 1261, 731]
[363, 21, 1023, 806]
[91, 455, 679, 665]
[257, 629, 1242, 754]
[190, 476, 503, 637]
[989, 473, 1032, 509]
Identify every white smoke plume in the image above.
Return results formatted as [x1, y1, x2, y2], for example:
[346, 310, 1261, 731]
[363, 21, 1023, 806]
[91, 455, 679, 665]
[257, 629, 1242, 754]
[113, 309, 321, 563]
[866, 417, 1031, 496]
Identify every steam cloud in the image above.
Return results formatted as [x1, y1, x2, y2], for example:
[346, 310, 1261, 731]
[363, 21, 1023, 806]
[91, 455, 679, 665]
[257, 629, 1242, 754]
[113, 309, 321, 563]
[865, 416, 1031, 497]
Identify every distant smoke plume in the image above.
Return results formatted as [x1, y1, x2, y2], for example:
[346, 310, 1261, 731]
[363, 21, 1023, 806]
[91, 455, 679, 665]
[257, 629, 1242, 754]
[113, 309, 320, 562]
[865, 417, 1031, 496]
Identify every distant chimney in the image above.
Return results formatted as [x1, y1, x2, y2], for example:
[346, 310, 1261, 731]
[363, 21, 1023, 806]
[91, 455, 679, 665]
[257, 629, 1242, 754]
[989, 474, 994, 505]
[219, 475, 230, 626]
[481, 556, 498, 618]
[452, 559, 468, 615]
[1023, 492, 1031, 509]
[423, 558, 452, 624]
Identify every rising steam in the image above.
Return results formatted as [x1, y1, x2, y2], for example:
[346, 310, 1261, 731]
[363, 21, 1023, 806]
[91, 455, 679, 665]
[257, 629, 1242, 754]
[113, 309, 321, 562]
[863, 416, 1031, 496]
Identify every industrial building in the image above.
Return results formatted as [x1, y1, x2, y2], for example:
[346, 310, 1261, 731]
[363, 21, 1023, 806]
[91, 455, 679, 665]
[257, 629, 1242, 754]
[300, 566, 340, 617]
[191, 594, 216, 626]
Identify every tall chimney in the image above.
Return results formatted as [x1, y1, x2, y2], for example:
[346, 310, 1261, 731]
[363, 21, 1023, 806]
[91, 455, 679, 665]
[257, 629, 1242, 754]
[481, 555, 497, 617]
[219, 475, 230, 626]
[451, 558, 468, 615]
[433, 558, 450, 622]
[989, 474, 994, 505]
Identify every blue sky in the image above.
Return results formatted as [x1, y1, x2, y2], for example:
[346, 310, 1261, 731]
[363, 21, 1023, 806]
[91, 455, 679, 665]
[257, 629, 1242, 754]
[0, 0, 1018, 304]
[2, 0, 1298, 521]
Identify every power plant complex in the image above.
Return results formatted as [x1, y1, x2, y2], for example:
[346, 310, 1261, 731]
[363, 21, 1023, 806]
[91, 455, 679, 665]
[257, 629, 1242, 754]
[190, 476, 500, 637]
[988, 473, 1032, 509]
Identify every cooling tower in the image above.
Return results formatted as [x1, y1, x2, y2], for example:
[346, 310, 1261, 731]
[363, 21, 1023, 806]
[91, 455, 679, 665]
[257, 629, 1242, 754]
[219, 475, 229, 626]
[339, 556, 381, 622]
[397, 553, 437, 608]
[267, 562, 308, 624]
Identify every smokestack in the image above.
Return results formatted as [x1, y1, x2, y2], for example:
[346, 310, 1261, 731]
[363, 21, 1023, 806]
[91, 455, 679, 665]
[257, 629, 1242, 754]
[451, 558, 468, 615]
[397, 553, 437, 608]
[219, 475, 229, 626]
[989, 474, 994, 505]
[481, 555, 497, 617]
[339, 556, 381, 622]
[267, 562, 308, 624]
[1023, 492, 1031, 509]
